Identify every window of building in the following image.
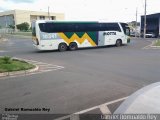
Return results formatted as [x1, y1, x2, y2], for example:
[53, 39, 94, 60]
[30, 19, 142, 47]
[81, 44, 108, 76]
[39, 16, 45, 20]
[30, 15, 37, 21]
[51, 16, 56, 20]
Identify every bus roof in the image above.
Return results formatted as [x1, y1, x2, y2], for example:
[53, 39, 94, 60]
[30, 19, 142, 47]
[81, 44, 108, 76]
[34, 20, 128, 23]
[35, 20, 98, 24]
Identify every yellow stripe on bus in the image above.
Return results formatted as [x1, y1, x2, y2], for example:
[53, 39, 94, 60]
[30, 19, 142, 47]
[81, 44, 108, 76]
[58, 33, 97, 46]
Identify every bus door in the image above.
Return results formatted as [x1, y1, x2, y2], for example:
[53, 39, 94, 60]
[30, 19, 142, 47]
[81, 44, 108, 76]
[98, 31, 105, 46]
[104, 32, 112, 45]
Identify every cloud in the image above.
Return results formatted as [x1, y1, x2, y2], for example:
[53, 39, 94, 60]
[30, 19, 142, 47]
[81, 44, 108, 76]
[0, 7, 4, 10]
[5, 0, 35, 3]
[0, 6, 7, 12]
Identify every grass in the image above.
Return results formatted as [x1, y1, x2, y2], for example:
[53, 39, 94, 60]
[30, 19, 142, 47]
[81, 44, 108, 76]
[0, 56, 35, 73]
[154, 40, 160, 46]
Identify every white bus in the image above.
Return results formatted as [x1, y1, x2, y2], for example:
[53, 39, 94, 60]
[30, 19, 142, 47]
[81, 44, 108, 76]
[32, 20, 130, 51]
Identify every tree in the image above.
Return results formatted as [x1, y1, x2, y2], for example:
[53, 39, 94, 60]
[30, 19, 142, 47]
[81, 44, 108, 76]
[8, 25, 15, 34]
[128, 21, 140, 28]
[9, 25, 15, 29]
[16, 22, 30, 31]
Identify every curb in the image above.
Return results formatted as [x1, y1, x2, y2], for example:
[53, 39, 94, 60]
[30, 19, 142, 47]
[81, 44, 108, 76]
[0, 65, 39, 77]
[150, 40, 160, 48]
[0, 38, 8, 42]
[6, 34, 31, 39]
[0, 59, 39, 77]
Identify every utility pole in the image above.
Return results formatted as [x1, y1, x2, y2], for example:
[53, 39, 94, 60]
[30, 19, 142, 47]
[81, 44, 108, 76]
[135, 8, 138, 37]
[48, 6, 50, 20]
[143, 0, 147, 38]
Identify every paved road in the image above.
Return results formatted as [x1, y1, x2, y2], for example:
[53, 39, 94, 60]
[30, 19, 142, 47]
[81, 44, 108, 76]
[0, 36, 160, 119]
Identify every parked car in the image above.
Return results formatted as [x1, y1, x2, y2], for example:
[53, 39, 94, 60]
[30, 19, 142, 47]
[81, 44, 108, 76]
[145, 32, 156, 38]
[130, 32, 135, 37]
[130, 32, 140, 37]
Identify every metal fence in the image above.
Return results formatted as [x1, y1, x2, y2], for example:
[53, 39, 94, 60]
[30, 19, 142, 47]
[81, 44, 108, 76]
[0, 28, 14, 39]
[0, 28, 14, 34]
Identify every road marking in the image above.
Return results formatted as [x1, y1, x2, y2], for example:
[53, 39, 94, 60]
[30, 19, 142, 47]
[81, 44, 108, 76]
[142, 41, 153, 49]
[143, 45, 160, 49]
[0, 50, 7, 52]
[142, 40, 160, 49]
[1, 67, 64, 79]
[146, 40, 153, 42]
[0, 58, 64, 79]
[55, 96, 128, 120]
[54, 115, 71, 120]
[70, 114, 80, 120]
[142, 45, 151, 49]
[75, 96, 127, 114]
[6, 40, 14, 46]
[100, 105, 111, 114]
[99, 106, 111, 120]
[149, 47, 160, 49]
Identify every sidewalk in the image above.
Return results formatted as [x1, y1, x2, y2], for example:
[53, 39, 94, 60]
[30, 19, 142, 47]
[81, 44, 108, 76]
[115, 82, 160, 114]
[6, 34, 32, 39]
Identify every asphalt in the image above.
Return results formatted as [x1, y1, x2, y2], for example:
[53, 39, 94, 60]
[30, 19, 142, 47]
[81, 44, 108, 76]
[0, 36, 160, 119]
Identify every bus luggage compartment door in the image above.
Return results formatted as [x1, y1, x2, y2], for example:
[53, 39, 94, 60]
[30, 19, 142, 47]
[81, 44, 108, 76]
[98, 31, 105, 46]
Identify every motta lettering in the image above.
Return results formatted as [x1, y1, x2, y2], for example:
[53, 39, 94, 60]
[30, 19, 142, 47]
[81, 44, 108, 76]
[106, 32, 116, 35]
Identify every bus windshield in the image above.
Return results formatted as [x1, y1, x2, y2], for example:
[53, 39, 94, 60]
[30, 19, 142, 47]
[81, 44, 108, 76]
[126, 27, 130, 36]
[120, 23, 130, 36]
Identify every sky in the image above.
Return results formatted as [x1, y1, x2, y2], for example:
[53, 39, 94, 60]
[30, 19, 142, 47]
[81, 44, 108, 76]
[0, 0, 160, 22]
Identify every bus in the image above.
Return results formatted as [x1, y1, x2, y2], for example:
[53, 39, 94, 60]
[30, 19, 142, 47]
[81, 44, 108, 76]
[32, 20, 130, 51]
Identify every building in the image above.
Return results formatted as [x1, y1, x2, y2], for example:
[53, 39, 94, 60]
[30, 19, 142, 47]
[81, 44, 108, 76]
[0, 10, 65, 29]
[128, 21, 140, 37]
[141, 13, 160, 37]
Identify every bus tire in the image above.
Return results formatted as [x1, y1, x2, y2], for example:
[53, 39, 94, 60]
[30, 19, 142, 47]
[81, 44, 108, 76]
[58, 43, 67, 52]
[69, 42, 78, 51]
[115, 39, 122, 47]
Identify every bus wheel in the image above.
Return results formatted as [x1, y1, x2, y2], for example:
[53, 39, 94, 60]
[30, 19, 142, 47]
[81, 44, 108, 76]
[58, 43, 67, 52]
[116, 39, 122, 47]
[69, 42, 78, 51]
